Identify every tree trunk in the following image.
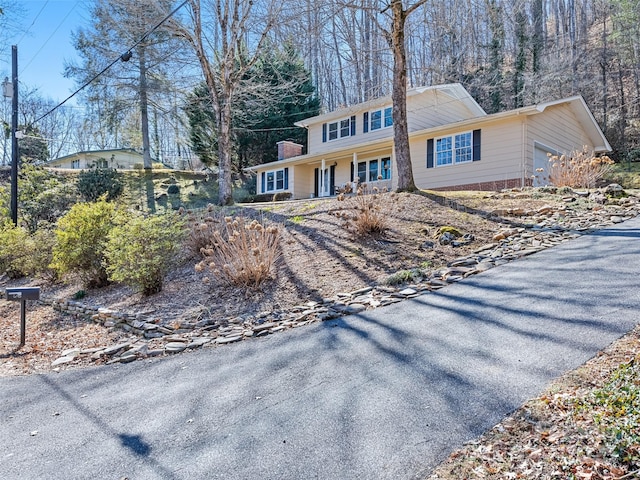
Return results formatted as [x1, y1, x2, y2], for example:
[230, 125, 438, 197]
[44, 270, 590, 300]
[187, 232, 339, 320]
[138, 45, 152, 170]
[217, 91, 234, 206]
[386, 0, 417, 192]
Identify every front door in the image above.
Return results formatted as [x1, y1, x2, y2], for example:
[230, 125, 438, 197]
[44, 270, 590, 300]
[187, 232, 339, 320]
[315, 165, 336, 197]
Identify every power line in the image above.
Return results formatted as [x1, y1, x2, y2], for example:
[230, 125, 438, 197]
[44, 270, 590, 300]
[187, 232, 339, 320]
[19, 1, 79, 75]
[15, 0, 50, 47]
[30, 0, 189, 127]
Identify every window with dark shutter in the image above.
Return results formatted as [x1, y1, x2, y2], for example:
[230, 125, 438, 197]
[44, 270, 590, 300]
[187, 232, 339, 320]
[284, 167, 289, 189]
[261, 172, 266, 193]
[350, 115, 356, 136]
[322, 123, 327, 143]
[426, 138, 434, 168]
[363, 112, 368, 133]
[472, 129, 481, 161]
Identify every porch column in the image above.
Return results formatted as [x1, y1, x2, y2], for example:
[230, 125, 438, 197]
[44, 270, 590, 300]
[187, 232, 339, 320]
[352, 153, 357, 185]
[321, 159, 326, 195]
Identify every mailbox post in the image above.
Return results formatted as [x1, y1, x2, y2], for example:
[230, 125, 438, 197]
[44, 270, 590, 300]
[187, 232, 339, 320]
[5, 287, 40, 347]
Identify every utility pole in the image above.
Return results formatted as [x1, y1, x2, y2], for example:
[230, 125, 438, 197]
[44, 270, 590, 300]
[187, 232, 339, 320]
[10, 45, 18, 226]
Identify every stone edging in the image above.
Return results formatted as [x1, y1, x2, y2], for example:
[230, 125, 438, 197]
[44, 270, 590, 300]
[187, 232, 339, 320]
[44, 194, 639, 367]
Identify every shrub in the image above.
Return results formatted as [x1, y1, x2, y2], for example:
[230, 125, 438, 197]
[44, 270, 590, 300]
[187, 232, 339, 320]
[385, 268, 424, 286]
[196, 216, 281, 288]
[167, 184, 180, 195]
[335, 184, 389, 237]
[251, 193, 276, 203]
[105, 212, 186, 295]
[20, 228, 59, 281]
[548, 147, 614, 188]
[51, 199, 119, 288]
[580, 358, 640, 469]
[0, 222, 30, 278]
[9, 165, 79, 233]
[77, 167, 124, 202]
[0, 223, 59, 281]
[272, 191, 292, 202]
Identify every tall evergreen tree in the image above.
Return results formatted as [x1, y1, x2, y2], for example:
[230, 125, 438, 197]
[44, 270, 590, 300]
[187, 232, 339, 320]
[185, 44, 320, 171]
[168, 0, 282, 205]
[65, 0, 179, 169]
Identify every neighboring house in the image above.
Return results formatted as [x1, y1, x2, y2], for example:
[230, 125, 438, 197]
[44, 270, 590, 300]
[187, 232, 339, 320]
[248, 83, 611, 199]
[47, 148, 147, 170]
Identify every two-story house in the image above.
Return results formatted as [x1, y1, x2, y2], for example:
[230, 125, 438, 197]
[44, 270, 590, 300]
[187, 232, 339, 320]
[248, 83, 610, 199]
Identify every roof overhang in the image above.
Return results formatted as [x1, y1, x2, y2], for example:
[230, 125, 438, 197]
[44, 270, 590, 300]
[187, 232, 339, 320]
[532, 96, 611, 152]
[294, 83, 486, 128]
[248, 95, 611, 172]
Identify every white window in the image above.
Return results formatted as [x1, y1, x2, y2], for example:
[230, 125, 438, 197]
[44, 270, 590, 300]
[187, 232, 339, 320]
[369, 106, 393, 131]
[356, 157, 392, 183]
[357, 161, 367, 183]
[436, 132, 473, 166]
[328, 117, 353, 141]
[71, 159, 80, 169]
[263, 168, 287, 193]
[328, 122, 338, 141]
[368, 160, 378, 182]
[380, 157, 391, 180]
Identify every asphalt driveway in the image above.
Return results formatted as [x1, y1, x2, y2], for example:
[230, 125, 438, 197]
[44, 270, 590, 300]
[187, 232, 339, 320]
[1, 216, 639, 480]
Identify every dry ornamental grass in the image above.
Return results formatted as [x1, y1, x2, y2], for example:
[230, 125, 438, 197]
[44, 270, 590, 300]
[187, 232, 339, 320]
[545, 146, 614, 189]
[196, 216, 281, 287]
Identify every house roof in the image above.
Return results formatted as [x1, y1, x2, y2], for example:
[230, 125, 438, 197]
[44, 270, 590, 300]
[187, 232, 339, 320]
[294, 83, 486, 127]
[47, 148, 142, 165]
[248, 94, 610, 172]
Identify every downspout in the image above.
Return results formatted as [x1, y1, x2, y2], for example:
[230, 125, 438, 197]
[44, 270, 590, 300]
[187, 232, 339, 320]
[521, 117, 527, 188]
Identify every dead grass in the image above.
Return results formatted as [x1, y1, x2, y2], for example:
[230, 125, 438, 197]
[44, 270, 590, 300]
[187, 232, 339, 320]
[196, 216, 281, 287]
[544, 146, 614, 188]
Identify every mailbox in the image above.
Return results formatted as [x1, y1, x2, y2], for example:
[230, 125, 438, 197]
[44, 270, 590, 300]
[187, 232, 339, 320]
[5, 287, 40, 301]
[5, 287, 40, 347]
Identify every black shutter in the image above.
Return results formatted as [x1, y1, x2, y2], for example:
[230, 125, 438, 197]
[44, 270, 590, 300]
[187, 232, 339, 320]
[330, 165, 336, 195]
[472, 129, 481, 161]
[350, 115, 356, 136]
[363, 112, 369, 133]
[284, 167, 289, 190]
[322, 123, 327, 143]
[427, 138, 434, 169]
[314, 168, 319, 198]
[261, 171, 266, 192]
[350, 162, 354, 182]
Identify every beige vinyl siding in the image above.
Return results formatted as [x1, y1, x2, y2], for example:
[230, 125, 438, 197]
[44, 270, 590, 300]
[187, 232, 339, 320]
[292, 164, 315, 199]
[411, 119, 525, 190]
[307, 114, 388, 155]
[525, 104, 593, 178]
[407, 90, 481, 132]
[307, 90, 482, 156]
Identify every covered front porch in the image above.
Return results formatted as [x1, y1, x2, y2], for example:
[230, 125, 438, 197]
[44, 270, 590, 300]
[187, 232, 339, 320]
[291, 146, 395, 199]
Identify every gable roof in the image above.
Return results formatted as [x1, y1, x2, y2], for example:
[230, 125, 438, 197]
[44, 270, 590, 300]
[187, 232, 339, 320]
[416, 95, 610, 152]
[48, 148, 142, 165]
[295, 83, 486, 127]
[248, 94, 610, 171]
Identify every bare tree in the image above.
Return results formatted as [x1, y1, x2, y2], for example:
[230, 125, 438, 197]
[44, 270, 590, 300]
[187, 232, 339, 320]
[378, 0, 427, 192]
[66, 0, 182, 169]
[168, 0, 281, 205]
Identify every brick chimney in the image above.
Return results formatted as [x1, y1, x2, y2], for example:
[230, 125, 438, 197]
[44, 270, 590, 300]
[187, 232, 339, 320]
[277, 141, 303, 161]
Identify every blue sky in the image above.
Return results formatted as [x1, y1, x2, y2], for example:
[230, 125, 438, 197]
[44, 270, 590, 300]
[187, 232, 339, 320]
[1, 0, 86, 103]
